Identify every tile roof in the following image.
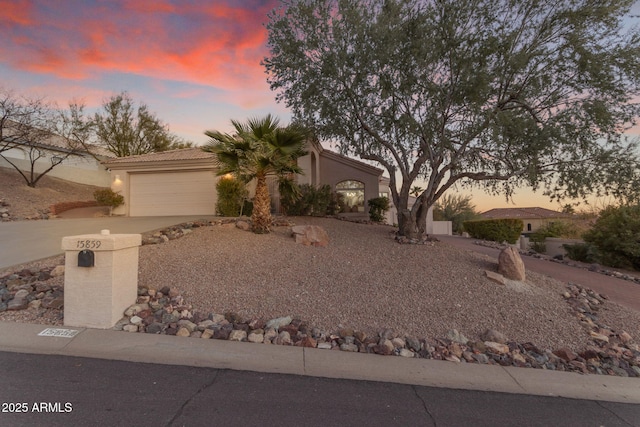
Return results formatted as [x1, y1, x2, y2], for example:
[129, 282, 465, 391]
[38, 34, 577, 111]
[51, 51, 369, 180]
[481, 207, 573, 219]
[102, 147, 216, 165]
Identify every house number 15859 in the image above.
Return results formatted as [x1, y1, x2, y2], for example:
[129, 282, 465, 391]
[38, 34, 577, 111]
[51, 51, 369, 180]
[76, 240, 101, 249]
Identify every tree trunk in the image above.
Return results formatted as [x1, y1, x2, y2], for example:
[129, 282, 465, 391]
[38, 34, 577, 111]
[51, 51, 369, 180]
[252, 173, 272, 234]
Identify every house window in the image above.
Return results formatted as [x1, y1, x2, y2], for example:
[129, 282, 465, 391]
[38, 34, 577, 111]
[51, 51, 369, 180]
[527, 223, 532, 231]
[336, 180, 365, 213]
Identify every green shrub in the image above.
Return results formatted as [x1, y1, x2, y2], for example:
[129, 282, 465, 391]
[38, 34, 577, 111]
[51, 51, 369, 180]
[216, 176, 248, 217]
[563, 243, 599, 264]
[368, 196, 390, 223]
[280, 183, 337, 216]
[583, 205, 640, 270]
[94, 188, 124, 209]
[463, 218, 523, 244]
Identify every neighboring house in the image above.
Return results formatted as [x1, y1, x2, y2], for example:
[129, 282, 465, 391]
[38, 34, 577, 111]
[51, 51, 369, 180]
[0, 128, 112, 187]
[481, 207, 574, 233]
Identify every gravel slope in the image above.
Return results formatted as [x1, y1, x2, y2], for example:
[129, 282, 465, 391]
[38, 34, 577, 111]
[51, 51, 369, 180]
[137, 217, 640, 351]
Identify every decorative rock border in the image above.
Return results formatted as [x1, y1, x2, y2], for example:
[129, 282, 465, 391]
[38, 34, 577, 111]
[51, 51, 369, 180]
[110, 283, 638, 378]
[1, 223, 638, 378]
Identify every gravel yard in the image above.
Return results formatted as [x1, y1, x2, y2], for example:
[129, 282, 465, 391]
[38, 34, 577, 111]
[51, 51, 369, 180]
[2, 166, 640, 361]
[136, 217, 640, 351]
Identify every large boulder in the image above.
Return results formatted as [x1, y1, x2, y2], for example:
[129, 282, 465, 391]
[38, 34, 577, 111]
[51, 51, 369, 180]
[498, 246, 526, 281]
[291, 225, 329, 247]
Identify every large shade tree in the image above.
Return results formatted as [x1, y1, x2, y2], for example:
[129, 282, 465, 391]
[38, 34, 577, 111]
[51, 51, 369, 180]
[264, 0, 640, 239]
[202, 115, 307, 233]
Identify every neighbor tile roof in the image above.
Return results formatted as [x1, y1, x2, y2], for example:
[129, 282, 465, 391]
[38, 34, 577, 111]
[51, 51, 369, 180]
[481, 207, 573, 219]
[102, 147, 216, 165]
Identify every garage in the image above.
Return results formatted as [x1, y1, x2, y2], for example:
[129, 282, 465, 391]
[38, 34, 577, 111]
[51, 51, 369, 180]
[128, 170, 217, 216]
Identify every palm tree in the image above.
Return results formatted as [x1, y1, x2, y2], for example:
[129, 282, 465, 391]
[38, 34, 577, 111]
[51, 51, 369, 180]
[203, 115, 307, 233]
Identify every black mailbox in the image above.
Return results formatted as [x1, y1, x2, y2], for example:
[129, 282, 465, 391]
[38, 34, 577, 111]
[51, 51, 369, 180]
[78, 250, 95, 267]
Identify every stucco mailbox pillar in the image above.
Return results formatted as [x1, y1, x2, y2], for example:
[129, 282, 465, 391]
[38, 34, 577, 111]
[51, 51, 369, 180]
[62, 230, 141, 329]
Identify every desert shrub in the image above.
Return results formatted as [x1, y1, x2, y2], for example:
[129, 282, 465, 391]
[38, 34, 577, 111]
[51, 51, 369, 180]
[280, 183, 336, 216]
[368, 196, 389, 223]
[433, 194, 481, 233]
[583, 204, 640, 270]
[563, 243, 599, 264]
[216, 176, 248, 217]
[94, 188, 124, 208]
[463, 218, 523, 244]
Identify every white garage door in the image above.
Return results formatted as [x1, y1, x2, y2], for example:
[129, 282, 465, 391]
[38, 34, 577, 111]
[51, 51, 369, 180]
[129, 171, 217, 216]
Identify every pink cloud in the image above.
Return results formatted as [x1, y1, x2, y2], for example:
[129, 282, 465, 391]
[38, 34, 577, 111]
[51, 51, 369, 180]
[0, 0, 33, 25]
[0, 1, 278, 90]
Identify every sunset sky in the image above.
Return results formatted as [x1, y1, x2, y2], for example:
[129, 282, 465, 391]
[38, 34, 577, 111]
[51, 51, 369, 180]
[2, 0, 639, 211]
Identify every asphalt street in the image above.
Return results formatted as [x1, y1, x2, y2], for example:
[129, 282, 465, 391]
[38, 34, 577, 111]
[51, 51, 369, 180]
[1, 351, 638, 427]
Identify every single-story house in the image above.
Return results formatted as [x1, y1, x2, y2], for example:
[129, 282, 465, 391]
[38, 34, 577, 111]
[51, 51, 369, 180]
[0, 124, 112, 187]
[102, 141, 383, 218]
[481, 207, 574, 233]
[102, 141, 451, 235]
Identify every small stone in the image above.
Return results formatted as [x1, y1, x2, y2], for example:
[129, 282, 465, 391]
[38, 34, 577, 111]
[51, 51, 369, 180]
[13, 289, 29, 299]
[236, 220, 250, 231]
[481, 329, 507, 344]
[485, 270, 506, 286]
[226, 329, 246, 341]
[265, 316, 292, 331]
[405, 336, 422, 352]
[317, 342, 332, 350]
[177, 320, 197, 333]
[446, 329, 469, 345]
[123, 325, 138, 333]
[7, 298, 27, 310]
[484, 341, 510, 354]
[263, 328, 278, 342]
[50, 265, 65, 277]
[391, 337, 405, 348]
[553, 347, 577, 362]
[176, 327, 191, 337]
[399, 348, 414, 358]
[444, 354, 460, 363]
[275, 331, 292, 345]
[339, 328, 354, 338]
[590, 331, 610, 343]
[145, 323, 163, 334]
[28, 300, 42, 309]
[619, 331, 633, 344]
[300, 336, 317, 348]
[130, 316, 143, 325]
[248, 331, 264, 343]
[340, 343, 358, 352]
[201, 329, 213, 339]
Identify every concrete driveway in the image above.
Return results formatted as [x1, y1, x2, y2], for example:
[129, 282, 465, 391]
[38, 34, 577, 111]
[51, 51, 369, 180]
[0, 215, 216, 270]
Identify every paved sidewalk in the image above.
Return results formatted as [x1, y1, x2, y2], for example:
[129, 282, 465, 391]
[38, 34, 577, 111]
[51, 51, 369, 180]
[1, 321, 638, 405]
[438, 235, 640, 313]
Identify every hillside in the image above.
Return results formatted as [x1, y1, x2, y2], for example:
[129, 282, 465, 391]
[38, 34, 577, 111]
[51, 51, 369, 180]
[0, 167, 106, 220]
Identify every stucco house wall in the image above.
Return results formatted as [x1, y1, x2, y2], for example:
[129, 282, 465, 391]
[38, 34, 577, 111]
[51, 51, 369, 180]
[318, 150, 381, 215]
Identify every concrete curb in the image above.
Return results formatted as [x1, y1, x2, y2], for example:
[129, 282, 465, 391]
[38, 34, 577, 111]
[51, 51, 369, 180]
[1, 321, 638, 404]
